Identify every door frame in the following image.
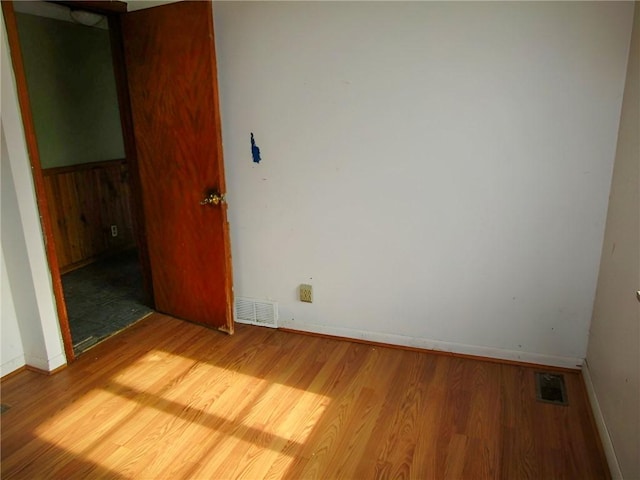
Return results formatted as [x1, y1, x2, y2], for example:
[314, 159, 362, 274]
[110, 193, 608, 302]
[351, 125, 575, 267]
[1, 0, 153, 363]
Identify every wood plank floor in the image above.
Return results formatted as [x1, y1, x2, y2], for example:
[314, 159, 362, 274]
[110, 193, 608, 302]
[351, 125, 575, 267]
[1, 314, 608, 479]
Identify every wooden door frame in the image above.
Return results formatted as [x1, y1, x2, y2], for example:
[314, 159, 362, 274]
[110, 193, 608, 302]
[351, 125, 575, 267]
[1, 0, 151, 364]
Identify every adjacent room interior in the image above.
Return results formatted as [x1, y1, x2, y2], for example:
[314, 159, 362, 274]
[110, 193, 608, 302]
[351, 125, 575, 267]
[12, 2, 152, 355]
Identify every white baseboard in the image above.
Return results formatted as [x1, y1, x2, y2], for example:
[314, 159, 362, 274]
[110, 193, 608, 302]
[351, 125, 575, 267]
[23, 354, 50, 372]
[278, 320, 583, 369]
[1, 354, 25, 378]
[45, 352, 67, 371]
[582, 361, 623, 479]
[24, 352, 66, 373]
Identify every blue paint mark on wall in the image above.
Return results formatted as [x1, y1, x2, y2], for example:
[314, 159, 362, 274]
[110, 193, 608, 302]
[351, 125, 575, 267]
[251, 133, 261, 164]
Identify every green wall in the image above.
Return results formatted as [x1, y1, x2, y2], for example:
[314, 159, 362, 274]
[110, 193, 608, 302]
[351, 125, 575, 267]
[15, 13, 124, 168]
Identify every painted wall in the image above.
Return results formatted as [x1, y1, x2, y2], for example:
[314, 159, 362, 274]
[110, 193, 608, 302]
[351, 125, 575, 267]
[1, 12, 66, 374]
[214, 1, 634, 367]
[14, 13, 124, 169]
[1, 126, 47, 370]
[586, 3, 639, 479]
[1, 246, 25, 377]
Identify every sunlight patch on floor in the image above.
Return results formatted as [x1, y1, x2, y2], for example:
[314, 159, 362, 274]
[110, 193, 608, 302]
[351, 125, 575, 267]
[33, 349, 332, 479]
[34, 388, 133, 440]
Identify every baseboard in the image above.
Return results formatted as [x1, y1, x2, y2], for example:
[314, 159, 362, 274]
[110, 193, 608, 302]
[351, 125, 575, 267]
[278, 320, 583, 369]
[45, 352, 67, 371]
[582, 361, 623, 479]
[24, 352, 67, 373]
[25, 364, 67, 376]
[1, 354, 25, 378]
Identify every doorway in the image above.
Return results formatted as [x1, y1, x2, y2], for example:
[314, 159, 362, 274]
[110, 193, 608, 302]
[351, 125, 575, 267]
[12, 1, 152, 356]
[4, 0, 235, 365]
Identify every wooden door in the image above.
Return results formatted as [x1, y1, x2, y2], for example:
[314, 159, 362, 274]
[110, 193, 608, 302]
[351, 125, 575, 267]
[120, 1, 233, 333]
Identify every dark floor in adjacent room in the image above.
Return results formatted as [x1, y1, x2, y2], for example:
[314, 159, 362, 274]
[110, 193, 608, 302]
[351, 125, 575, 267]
[62, 249, 153, 355]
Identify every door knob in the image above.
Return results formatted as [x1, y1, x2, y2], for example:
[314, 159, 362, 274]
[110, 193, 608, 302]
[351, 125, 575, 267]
[200, 191, 225, 206]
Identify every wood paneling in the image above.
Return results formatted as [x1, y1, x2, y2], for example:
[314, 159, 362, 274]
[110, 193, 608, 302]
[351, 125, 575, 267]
[0, 314, 610, 479]
[43, 159, 135, 272]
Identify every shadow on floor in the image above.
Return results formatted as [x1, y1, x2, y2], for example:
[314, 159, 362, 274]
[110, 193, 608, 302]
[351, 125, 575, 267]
[62, 249, 153, 356]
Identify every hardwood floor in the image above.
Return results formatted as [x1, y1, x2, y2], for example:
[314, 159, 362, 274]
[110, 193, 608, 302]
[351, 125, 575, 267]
[1, 314, 608, 479]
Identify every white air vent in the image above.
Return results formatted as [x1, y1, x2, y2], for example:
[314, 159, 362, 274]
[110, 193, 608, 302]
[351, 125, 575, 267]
[235, 297, 278, 328]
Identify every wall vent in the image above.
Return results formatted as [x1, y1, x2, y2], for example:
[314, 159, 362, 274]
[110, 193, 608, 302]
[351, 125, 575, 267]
[235, 297, 278, 328]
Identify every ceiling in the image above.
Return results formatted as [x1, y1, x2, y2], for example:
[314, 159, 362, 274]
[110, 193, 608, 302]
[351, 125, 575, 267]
[126, 1, 181, 12]
[12, 1, 182, 29]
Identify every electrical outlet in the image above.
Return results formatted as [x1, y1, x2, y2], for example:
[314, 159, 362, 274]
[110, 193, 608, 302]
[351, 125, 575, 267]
[299, 284, 313, 303]
[110, 225, 118, 237]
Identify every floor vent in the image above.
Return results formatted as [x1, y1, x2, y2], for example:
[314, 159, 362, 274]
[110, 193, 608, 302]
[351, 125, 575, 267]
[235, 297, 278, 328]
[535, 372, 568, 405]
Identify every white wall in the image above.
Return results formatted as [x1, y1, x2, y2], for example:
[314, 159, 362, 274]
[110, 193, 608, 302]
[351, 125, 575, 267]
[214, 1, 634, 367]
[1, 12, 66, 374]
[1, 247, 25, 376]
[585, 3, 639, 479]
